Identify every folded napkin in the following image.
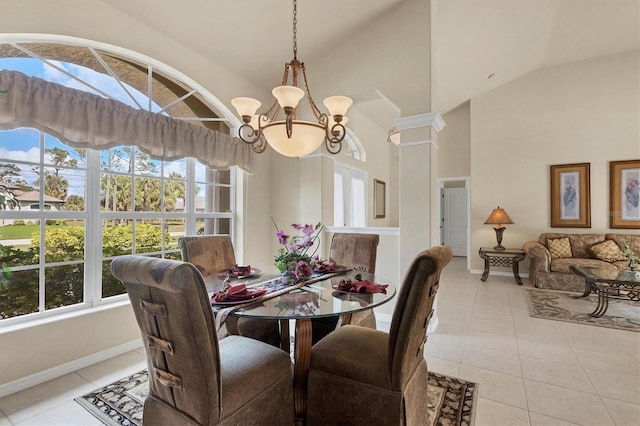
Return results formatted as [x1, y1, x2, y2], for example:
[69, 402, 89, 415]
[314, 259, 343, 273]
[335, 279, 388, 294]
[220, 264, 253, 276]
[211, 283, 267, 303]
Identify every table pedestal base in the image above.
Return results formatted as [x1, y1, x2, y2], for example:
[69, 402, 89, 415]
[293, 319, 311, 426]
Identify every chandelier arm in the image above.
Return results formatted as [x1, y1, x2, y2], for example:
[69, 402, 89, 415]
[326, 121, 347, 143]
[252, 136, 267, 153]
[237, 123, 262, 143]
[264, 100, 281, 122]
[281, 62, 290, 86]
[325, 137, 343, 154]
[300, 65, 322, 120]
[285, 110, 294, 138]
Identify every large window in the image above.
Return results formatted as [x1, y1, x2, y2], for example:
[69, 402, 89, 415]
[334, 163, 366, 227]
[0, 40, 235, 324]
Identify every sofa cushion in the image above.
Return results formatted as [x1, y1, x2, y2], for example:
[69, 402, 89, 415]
[539, 233, 606, 258]
[547, 237, 572, 259]
[590, 240, 627, 262]
[550, 258, 616, 274]
[605, 233, 640, 256]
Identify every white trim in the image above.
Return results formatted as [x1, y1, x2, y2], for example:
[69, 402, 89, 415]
[0, 34, 240, 127]
[392, 112, 446, 133]
[0, 339, 143, 398]
[400, 140, 439, 149]
[326, 226, 399, 236]
[0, 299, 131, 335]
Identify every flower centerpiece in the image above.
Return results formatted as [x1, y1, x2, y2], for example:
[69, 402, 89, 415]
[273, 218, 322, 284]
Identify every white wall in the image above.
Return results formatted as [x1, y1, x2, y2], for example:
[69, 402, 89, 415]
[439, 101, 471, 178]
[469, 50, 640, 271]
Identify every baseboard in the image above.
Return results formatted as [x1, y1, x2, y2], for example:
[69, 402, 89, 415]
[0, 339, 143, 398]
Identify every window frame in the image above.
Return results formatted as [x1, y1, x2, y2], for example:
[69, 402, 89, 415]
[0, 37, 240, 326]
[334, 162, 368, 228]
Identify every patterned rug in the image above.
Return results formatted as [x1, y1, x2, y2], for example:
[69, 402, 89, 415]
[76, 369, 477, 426]
[526, 288, 640, 332]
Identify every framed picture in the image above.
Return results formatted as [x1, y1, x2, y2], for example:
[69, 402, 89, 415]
[550, 163, 591, 228]
[609, 159, 640, 229]
[373, 179, 385, 219]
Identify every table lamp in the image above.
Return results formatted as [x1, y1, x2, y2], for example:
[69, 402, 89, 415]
[484, 206, 513, 250]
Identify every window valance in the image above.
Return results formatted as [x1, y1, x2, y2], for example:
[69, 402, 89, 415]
[0, 70, 253, 173]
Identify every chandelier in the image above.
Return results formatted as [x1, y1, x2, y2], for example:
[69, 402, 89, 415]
[231, 0, 353, 157]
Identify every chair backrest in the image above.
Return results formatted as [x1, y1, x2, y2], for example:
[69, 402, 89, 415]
[178, 235, 236, 277]
[387, 246, 452, 390]
[329, 233, 379, 273]
[110, 255, 222, 425]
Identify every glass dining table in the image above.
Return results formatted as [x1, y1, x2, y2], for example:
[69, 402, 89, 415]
[204, 268, 397, 424]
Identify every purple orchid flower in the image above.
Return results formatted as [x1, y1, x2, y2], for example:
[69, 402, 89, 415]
[277, 230, 289, 246]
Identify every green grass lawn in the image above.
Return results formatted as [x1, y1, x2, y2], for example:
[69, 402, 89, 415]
[0, 224, 40, 240]
[0, 223, 82, 240]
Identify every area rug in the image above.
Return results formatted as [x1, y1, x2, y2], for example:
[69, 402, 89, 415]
[76, 369, 477, 426]
[526, 288, 640, 332]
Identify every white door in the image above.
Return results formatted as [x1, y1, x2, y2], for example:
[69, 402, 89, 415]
[442, 188, 467, 256]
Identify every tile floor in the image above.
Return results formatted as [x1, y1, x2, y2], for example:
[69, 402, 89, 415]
[0, 257, 638, 425]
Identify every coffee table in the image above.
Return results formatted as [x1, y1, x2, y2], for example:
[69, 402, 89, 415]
[571, 266, 640, 317]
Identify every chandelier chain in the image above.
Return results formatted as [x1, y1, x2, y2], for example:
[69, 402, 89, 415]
[292, 0, 298, 59]
[232, 0, 349, 156]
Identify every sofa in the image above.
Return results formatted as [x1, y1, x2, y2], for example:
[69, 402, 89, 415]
[523, 233, 640, 292]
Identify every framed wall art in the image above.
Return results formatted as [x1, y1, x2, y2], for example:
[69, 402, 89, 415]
[609, 159, 640, 229]
[373, 179, 386, 219]
[550, 163, 591, 228]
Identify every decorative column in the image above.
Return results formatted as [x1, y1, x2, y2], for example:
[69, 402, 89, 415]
[393, 112, 445, 331]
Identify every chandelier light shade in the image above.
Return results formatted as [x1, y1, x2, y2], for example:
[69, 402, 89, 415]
[483, 206, 514, 250]
[231, 0, 352, 157]
[387, 127, 400, 145]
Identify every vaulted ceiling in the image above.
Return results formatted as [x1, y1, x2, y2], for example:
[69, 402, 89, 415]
[99, 0, 638, 117]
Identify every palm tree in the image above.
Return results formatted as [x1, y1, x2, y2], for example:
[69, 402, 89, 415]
[0, 184, 20, 210]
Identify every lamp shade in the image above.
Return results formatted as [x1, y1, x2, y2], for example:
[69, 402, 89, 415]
[323, 95, 353, 117]
[262, 120, 325, 157]
[484, 207, 513, 226]
[231, 97, 261, 117]
[272, 86, 305, 109]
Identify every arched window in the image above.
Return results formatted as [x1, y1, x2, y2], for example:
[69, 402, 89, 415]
[0, 38, 238, 323]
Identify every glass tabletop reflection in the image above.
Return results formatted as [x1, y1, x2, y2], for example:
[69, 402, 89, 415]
[203, 268, 396, 320]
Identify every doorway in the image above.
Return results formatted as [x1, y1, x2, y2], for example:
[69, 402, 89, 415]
[437, 177, 470, 262]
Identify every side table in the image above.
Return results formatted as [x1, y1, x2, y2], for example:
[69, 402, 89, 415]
[479, 247, 526, 285]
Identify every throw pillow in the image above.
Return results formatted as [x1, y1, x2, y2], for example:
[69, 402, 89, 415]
[547, 237, 572, 259]
[590, 240, 626, 262]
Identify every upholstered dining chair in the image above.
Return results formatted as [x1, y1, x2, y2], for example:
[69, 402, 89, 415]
[306, 245, 452, 426]
[178, 235, 281, 347]
[111, 255, 294, 426]
[311, 233, 379, 344]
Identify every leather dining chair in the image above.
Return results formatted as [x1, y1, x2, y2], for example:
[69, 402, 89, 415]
[306, 245, 453, 425]
[311, 233, 379, 344]
[111, 255, 294, 426]
[178, 235, 281, 347]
